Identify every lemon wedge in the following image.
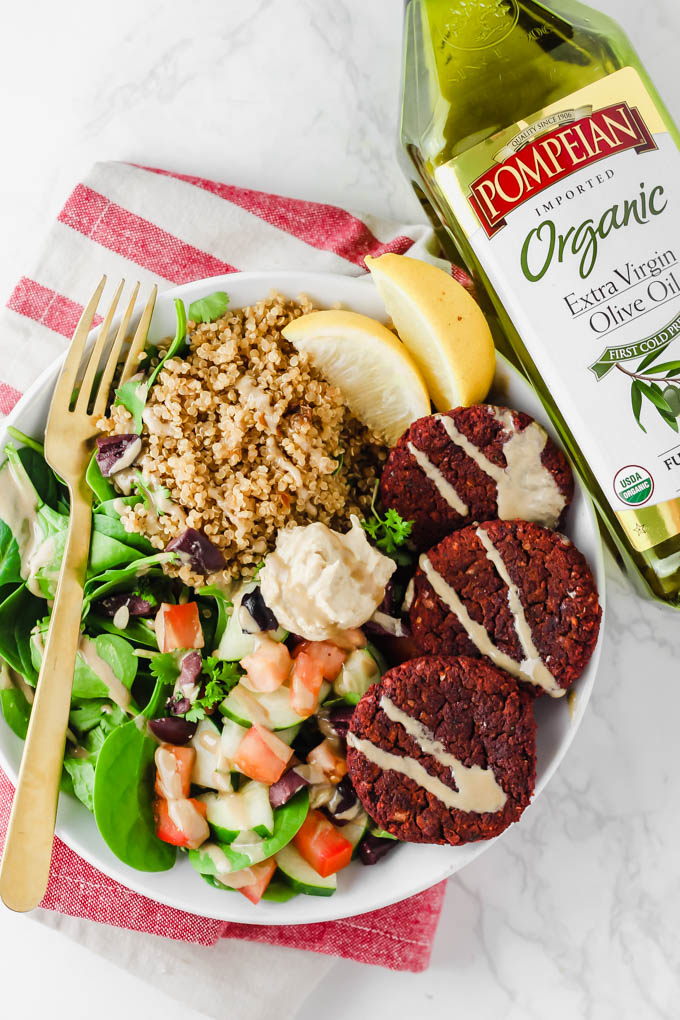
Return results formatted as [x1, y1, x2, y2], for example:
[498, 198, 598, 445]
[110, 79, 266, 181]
[282, 309, 431, 445]
[365, 253, 495, 411]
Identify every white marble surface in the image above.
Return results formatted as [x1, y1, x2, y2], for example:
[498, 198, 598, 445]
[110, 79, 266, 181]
[2, 1, 680, 1018]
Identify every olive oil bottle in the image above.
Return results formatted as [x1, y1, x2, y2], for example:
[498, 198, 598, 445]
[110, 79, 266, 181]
[400, 0, 680, 606]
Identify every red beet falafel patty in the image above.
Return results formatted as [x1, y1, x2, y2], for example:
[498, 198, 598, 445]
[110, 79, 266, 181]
[347, 656, 536, 845]
[409, 519, 601, 697]
[380, 404, 574, 549]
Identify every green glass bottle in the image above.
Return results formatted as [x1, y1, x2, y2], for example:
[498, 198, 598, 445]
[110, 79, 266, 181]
[400, 0, 680, 606]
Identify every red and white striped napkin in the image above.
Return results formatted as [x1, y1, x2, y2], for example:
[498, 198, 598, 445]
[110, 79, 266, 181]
[0, 162, 456, 1012]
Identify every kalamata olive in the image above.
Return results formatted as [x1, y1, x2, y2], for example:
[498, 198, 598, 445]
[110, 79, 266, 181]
[95, 434, 142, 476]
[377, 577, 402, 617]
[148, 716, 197, 744]
[96, 593, 154, 618]
[318, 776, 359, 826]
[358, 832, 399, 865]
[178, 651, 202, 690]
[326, 705, 355, 739]
[166, 694, 192, 717]
[240, 587, 278, 632]
[269, 768, 310, 807]
[166, 528, 226, 573]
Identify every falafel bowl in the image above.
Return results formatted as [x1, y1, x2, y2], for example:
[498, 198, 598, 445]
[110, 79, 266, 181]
[0, 265, 605, 924]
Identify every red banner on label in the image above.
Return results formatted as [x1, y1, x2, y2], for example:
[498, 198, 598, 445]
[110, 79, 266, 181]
[468, 102, 657, 237]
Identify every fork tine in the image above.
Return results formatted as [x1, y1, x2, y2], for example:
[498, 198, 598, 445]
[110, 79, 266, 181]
[118, 285, 157, 387]
[75, 280, 124, 414]
[92, 281, 140, 420]
[50, 277, 107, 412]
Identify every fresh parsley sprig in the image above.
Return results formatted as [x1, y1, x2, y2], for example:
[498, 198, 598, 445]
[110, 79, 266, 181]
[360, 482, 414, 565]
[184, 658, 241, 723]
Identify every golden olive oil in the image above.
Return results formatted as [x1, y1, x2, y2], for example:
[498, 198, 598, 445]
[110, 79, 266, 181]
[400, 0, 680, 605]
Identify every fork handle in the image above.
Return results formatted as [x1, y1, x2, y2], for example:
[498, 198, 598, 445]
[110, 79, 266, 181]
[0, 489, 93, 912]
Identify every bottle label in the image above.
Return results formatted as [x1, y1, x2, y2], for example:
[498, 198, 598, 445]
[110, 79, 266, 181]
[436, 67, 680, 552]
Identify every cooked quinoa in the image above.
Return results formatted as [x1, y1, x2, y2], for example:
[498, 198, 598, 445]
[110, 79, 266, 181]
[98, 293, 388, 585]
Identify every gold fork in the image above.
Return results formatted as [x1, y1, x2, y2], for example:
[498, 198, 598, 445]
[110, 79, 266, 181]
[0, 277, 157, 912]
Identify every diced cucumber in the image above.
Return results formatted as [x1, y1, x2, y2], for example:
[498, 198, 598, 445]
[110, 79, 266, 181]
[218, 716, 248, 772]
[217, 582, 287, 661]
[276, 843, 337, 896]
[200, 872, 299, 902]
[189, 717, 231, 791]
[198, 781, 274, 843]
[217, 604, 257, 661]
[220, 681, 329, 731]
[276, 723, 301, 746]
[333, 646, 383, 704]
[189, 788, 309, 875]
[341, 811, 370, 856]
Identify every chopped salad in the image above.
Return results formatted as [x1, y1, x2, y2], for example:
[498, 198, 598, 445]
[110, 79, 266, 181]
[0, 291, 411, 905]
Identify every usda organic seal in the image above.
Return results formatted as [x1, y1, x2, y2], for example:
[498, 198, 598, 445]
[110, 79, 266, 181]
[614, 465, 654, 507]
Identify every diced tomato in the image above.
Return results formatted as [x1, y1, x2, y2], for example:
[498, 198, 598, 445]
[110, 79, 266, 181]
[242, 637, 292, 693]
[290, 650, 324, 718]
[154, 744, 195, 800]
[293, 809, 353, 878]
[234, 724, 293, 784]
[292, 640, 346, 681]
[155, 602, 204, 653]
[237, 858, 277, 905]
[154, 796, 208, 848]
[307, 738, 348, 784]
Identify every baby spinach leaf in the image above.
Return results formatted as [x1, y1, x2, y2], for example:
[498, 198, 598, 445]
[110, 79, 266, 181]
[6, 426, 44, 456]
[92, 513, 154, 555]
[27, 505, 70, 600]
[188, 291, 229, 325]
[65, 703, 129, 812]
[141, 669, 175, 720]
[111, 300, 189, 440]
[72, 636, 137, 700]
[95, 495, 141, 518]
[114, 378, 149, 435]
[0, 585, 43, 682]
[15, 445, 61, 511]
[94, 634, 138, 689]
[0, 519, 23, 590]
[82, 552, 178, 610]
[86, 451, 117, 503]
[87, 613, 158, 649]
[32, 629, 139, 701]
[148, 299, 188, 387]
[63, 754, 97, 812]
[93, 719, 176, 871]
[196, 585, 231, 647]
[0, 685, 31, 740]
[69, 699, 126, 735]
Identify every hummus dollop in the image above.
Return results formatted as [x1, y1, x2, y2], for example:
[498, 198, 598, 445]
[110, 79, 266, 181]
[260, 516, 396, 643]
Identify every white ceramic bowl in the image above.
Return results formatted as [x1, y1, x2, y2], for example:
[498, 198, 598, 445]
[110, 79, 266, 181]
[0, 271, 605, 924]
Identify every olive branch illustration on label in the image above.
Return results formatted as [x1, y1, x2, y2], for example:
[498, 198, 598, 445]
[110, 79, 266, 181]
[616, 345, 680, 433]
